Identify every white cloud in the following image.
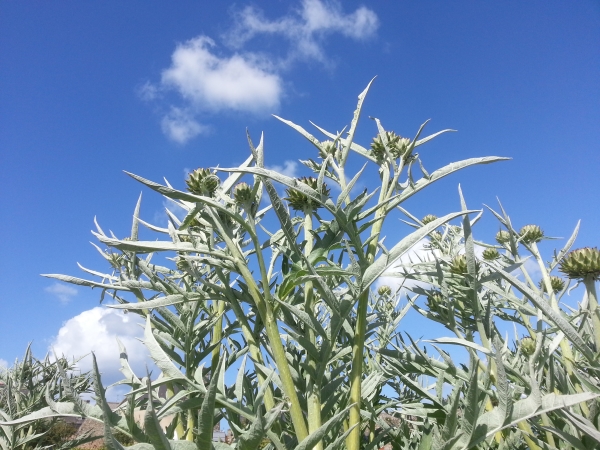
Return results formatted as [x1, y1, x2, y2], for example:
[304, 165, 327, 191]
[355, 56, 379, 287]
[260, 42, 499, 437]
[161, 107, 210, 144]
[375, 239, 435, 294]
[50, 307, 148, 387]
[142, 1, 378, 145]
[266, 160, 299, 178]
[137, 80, 160, 101]
[162, 36, 282, 114]
[226, 0, 379, 65]
[0, 359, 8, 371]
[45, 283, 78, 305]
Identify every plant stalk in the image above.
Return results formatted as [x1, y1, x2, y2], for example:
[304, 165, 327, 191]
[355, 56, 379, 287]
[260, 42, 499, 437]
[583, 275, 600, 354]
[347, 202, 387, 450]
[303, 211, 323, 450]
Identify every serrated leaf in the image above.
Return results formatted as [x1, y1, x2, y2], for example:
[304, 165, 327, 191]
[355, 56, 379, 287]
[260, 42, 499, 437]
[143, 378, 172, 450]
[464, 392, 599, 449]
[484, 262, 595, 361]
[143, 316, 187, 383]
[197, 357, 224, 450]
[362, 211, 475, 293]
[293, 405, 353, 450]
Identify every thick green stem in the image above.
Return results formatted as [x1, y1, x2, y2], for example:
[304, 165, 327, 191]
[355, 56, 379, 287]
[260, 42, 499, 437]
[583, 276, 600, 354]
[214, 268, 276, 411]
[236, 260, 308, 439]
[529, 245, 578, 379]
[210, 300, 225, 372]
[347, 202, 386, 450]
[208, 210, 292, 424]
[303, 212, 323, 450]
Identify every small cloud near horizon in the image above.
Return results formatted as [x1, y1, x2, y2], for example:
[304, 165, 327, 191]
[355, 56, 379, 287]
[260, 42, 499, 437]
[45, 282, 78, 305]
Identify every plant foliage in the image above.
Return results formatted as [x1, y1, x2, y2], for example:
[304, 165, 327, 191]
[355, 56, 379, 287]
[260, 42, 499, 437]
[2, 81, 599, 449]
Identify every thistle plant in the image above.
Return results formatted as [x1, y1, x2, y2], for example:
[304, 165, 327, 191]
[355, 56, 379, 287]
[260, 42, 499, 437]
[2, 80, 599, 450]
[0, 346, 93, 450]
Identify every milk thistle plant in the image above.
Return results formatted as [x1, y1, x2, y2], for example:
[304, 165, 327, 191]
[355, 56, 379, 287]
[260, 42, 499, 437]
[3, 80, 600, 450]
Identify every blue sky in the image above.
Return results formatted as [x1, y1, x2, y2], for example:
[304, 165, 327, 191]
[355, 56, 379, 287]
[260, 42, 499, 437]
[1, 1, 599, 388]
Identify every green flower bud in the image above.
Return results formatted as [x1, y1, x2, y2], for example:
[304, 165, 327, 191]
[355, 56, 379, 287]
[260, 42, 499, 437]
[429, 230, 443, 242]
[422, 214, 438, 225]
[538, 276, 565, 294]
[519, 224, 544, 244]
[378, 285, 392, 296]
[370, 131, 412, 162]
[495, 230, 511, 244]
[186, 168, 220, 196]
[559, 247, 600, 281]
[482, 248, 500, 261]
[319, 140, 337, 158]
[284, 177, 330, 212]
[426, 291, 445, 316]
[450, 254, 468, 275]
[450, 254, 479, 275]
[176, 257, 189, 272]
[520, 337, 536, 356]
[233, 182, 253, 205]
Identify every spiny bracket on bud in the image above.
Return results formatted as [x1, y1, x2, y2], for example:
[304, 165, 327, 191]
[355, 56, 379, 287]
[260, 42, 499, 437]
[559, 247, 600, 281]
[186, 168, 220, 197]
[284, 177, 330, 212]
[519, 224, 544, 244]
[370, 131, 413, 162]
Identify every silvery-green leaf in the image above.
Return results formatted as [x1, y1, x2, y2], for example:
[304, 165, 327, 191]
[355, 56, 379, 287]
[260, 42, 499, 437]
[393, 157, 510, 207]
[91, 353, 126, 450]
[131, 192, 142, 240]
[340, 77, 375, 164]
[415, 129, 456, 148]
[41, 274, 131, 291]
[362, 211, 475, 294]
[560, 408, 600, 442]
[143, 316, 187, 383]
[539, 426, 587, 450]
[336, 163, 367, 208]
[484, 262, 595, 361]
[197, 357, 224, 450]
[464, 392, 599, 449]
[109, 293, 208, 310]
[220, 154, 254, 192]
[549, 220, 580, 271]
[293, 405, 353, 450]
[143, 378, 172, 450]
[425, 338, 491, 355]
[272, 115, 322, 150]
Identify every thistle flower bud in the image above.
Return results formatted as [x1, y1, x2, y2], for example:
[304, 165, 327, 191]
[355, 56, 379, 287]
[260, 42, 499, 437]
[520, 337, 536, 356]
[284, 177, 330, 212]
[378, 285, 392, 296]
[559, 247, 600, 281]
[319, 140, 337, 158]
[426, 291, 445, 316]
[370, 131, 412, 162]
[422, 214, 438, 225]
[450, 254, 479, 275]
[176, 257, 189, 272]
[429, 230, 443, 242]
[233, 182, 253, 205]
[450, 255, 468, 275]
[482, 248, 500, 261]
[186, 168, 220, 196]
[495, 230, 511, 244]
[538, 276, 565, 294]
[519, 224, 544, 244]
